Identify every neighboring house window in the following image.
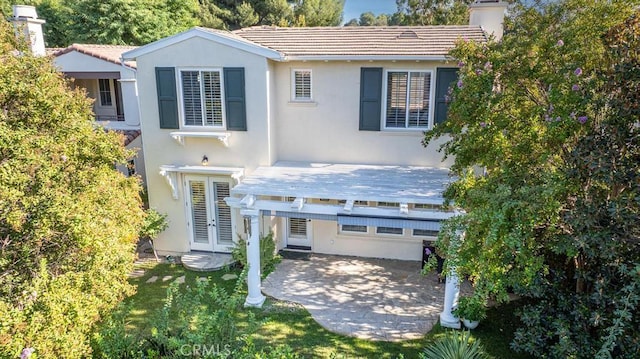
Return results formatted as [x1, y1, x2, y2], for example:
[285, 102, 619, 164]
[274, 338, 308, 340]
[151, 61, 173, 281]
[292, 69, 312, 101]
[98, 79, 112, 106]
[180, 70, 224, 127]
[384, 71, 432, 129]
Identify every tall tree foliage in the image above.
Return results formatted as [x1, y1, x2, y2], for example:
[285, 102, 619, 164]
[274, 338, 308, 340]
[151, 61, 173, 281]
[394, 0, 472, 25]
[0, 20, 144, 358]
[69, 0, 199, 45]
[425, 0, 640, 357]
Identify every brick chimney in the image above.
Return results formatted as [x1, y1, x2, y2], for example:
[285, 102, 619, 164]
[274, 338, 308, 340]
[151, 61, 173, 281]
[469, 0, 508, 41]
[11, 5, 46, 56]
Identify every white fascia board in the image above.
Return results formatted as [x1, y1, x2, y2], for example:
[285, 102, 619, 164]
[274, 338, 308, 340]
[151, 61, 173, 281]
[122, 28, 284, 61]
[282, 55, 449, 62]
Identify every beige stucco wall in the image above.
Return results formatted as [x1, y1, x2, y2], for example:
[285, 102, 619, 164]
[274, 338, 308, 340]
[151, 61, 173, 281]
[135, 36, 272, 254]
[271, 60, 454, 167]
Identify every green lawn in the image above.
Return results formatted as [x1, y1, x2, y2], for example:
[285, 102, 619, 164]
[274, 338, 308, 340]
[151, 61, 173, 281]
[122, 262, 533, 359]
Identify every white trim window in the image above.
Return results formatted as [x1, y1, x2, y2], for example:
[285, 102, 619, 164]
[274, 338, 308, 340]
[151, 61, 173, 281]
[341, 224, 368, 234]
[384, 70, 432, 129]
[292, 69, 312, 101]
[412, 229, 439, 237]
[180, 69, 225, 127]
[375, 201, 404, 235]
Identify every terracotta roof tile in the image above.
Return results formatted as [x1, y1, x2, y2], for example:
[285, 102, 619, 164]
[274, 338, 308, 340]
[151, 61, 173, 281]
[52, 44, 138, 68]
[120, 129, 141, 146]
[232, 26, 487, 58]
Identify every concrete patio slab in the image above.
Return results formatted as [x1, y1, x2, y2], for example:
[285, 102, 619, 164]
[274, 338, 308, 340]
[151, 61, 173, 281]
[182, 252, 235, 271]
[262, 254, 472, 341]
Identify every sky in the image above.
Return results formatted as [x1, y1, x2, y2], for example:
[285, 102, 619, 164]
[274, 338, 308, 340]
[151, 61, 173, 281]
[342, 0, 398, 22]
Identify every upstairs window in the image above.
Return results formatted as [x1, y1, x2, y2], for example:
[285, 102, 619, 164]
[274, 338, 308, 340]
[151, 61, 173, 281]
[180, 70, 224, 127]
[384, 71, 432, 129]
[292, 69, 312, 101]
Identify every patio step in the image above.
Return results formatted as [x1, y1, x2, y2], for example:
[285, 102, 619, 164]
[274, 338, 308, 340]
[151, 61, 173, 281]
[181, 252, 235, 272]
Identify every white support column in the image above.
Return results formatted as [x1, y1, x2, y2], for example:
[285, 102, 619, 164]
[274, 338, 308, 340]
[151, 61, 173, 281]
[440, 269, 461, 329]
[241, 208, 266, 308]
[440, 225, 464, 329]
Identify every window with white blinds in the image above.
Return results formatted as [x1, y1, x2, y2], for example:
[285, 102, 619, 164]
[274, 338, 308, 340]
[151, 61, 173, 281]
[292, 69, 312, 100]
[181, 70, 224, 127]
[385, 71, 431, 129]
[214, 182, 233, 244]
[289, 218, 307, 236]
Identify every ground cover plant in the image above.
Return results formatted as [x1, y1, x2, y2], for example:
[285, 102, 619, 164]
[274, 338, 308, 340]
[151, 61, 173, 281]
[95, 261, 532, 358]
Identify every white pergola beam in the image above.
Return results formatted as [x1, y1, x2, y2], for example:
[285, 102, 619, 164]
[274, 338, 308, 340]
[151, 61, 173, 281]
[240, 194, 256, 208]
[343, 199, 354, 213]
[291, 197, 305, 211]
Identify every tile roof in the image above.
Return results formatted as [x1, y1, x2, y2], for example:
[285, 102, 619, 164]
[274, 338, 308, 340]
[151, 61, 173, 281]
[51, 44, 138, 68]
[115, 129, 141, 147]
[232, 26, 487, 59]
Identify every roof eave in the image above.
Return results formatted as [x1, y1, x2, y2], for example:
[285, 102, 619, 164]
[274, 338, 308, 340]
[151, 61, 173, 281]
[122, 27, 284, 61]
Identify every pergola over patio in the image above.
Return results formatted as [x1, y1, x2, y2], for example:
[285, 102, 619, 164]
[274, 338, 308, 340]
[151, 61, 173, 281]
[226, 161, 463, 328]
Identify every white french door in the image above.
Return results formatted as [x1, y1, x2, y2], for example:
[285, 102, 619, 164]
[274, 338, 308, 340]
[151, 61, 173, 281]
[185, 176, 234, 252]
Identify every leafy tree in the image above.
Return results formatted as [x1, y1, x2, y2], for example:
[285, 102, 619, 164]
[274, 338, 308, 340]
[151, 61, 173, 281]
[0, 19, 144, 358]
[357, 11, 389, 26]
[235, 1, 260, 28]
[69, 0, 199, 45]
[424, 0, 640, 357]
[344, 17, 359, 26]
[294, 0, 343, 26]
[394, 0, 472, 25]
[197, 0, 234, 29]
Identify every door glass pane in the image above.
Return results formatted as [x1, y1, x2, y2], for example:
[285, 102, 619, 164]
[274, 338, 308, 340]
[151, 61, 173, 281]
[189, 180, 209, 244]
[214, 182, 233, 245]
[289, 218, 307, 237]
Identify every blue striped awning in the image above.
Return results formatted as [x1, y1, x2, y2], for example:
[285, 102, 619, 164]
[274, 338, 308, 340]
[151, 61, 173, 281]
[337, 215, 441, 230]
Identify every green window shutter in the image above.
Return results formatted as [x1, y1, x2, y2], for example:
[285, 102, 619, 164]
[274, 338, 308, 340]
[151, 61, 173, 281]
[223, 67, 247, 131]
[155, 67, 179, 129]
[434, 68, 459, 126]
[359, 67, 383, 131]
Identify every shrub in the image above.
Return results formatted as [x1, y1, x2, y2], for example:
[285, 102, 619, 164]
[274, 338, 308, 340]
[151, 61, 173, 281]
[454, 296, 487, 322]
[421, 330, 490, 359]
[231, 232, 281, 277]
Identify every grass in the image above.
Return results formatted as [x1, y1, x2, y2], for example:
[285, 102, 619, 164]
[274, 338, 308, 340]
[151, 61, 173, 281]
[121, 261, 533, 359]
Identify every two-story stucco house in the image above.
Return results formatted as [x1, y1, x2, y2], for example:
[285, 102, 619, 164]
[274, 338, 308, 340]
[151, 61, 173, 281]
[123, 0, 507, 309]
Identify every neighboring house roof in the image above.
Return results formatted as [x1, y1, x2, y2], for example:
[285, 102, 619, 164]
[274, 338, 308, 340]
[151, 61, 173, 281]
[115, 129, 141, 147]
[123, 25, 487, 62]
[232, 25, 487, 60]
[52, 44, 138, 68]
